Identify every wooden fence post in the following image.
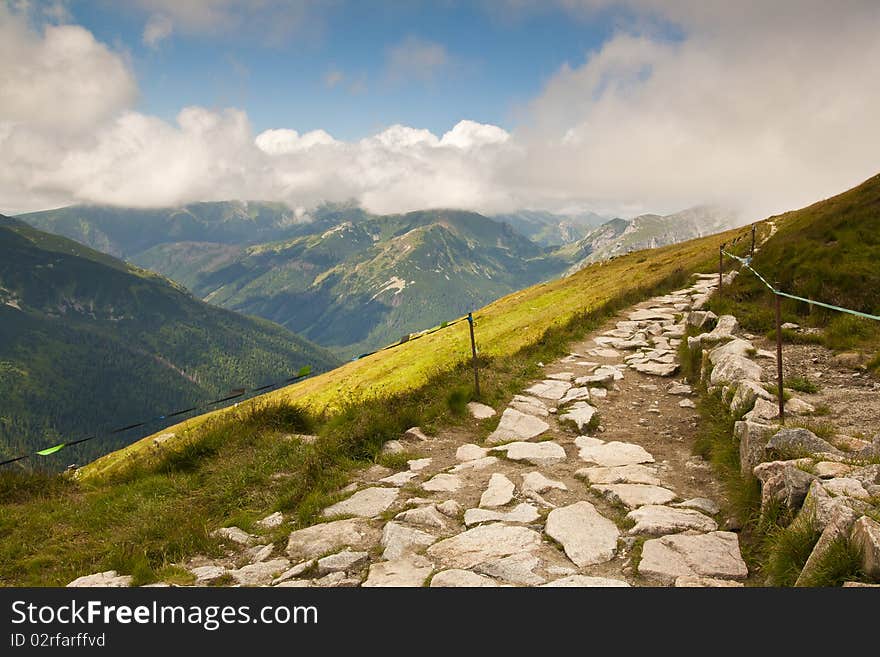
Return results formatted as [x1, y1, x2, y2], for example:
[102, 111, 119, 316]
[751, 225, 756, 257]
[774, 284, 785, 424]
[468, 312, 480, 398]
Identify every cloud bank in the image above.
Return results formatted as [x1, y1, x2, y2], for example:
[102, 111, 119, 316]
[2, 1, 880, 221]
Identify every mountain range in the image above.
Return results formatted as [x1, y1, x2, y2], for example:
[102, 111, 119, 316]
[18, 202, 741, 358]
[0, 214, 338, 467]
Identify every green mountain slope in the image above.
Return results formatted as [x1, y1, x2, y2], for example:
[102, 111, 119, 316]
[134, 209, 570, 357]
[708, 173, 880, 352]
[489, 210, 607, 246]
[0, 215, 339, 469]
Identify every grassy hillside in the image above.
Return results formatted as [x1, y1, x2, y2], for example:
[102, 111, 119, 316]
[708, 172, 880, 358]
[0, 216, 339, 469]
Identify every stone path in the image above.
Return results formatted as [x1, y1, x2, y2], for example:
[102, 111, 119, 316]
[69, 273, 751, 588]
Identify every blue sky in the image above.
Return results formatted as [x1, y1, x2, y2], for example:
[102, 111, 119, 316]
[67, 1, 623, 139]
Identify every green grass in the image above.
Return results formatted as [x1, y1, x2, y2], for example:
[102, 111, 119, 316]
[763, 517, 822, 586]
[795, 536, 869, 587]
[785, 375, 820, 394]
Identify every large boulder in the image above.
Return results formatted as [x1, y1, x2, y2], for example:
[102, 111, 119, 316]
[545, 501, 620, 567]
[707, 338, 755, 365]
[753, 460, 816, 513]
[709, 353, 763, 387]
[795, 505, 859, 586]
[626, 505, 718, 536]
[730, 381, 774, 415]
[735, 420, 778, 476]
[765, 428, 842, 460]
[638, 531, 748, 584]
[851, 516, 880, 579]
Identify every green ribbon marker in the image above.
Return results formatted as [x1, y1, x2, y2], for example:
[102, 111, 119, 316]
[297, 365, 311, 377]
[36, 443, 66, 456]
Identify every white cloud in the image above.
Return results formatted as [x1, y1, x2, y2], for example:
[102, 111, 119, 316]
[0, 6, 136, 131]
[3, 1, 880, 223]
[142, 13, 173, 48]
[385, 36, 450, 84]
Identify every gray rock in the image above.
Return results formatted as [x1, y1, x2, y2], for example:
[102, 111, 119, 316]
[67, 571, 133, 587]
[316, 550, 369, 576]
[525, 379, 572, 401]
[313, 571, 362, 588]
[380, 440, 405, 456]
[766, 428, 841, 460]
[407, 458, 432, 471]
[422, 473, 463, 492]
[380, 522, 436, 560]
[679, 399, 696, 408]
[593, 484, 677, 509]
[476, 552, 546, 585]
[786, 397, 816, 415]
[426, 524, 544, 569]
[687, 310, 717, 329]
[795, 505, 860, 586]
[228, 558, 291, 586]
[709, 354, 763, 387]
[798, 480, 867, 532]
[559, 402, 598, 430]
[667, 383, 692, 396]
[403, 427, 430, 442]
[436, 500, 463, 517]
[638, 532, 748, 584]
[814, 462, 853, 479]
[321, 487, 399, 518]
[430, 569, 499, 587]
[464, 503, 541, 527]
[271, 561, 315, 585]
[745, 397, 781, 422]
[707, 338, 755, 365]
[704, 315, 739, 342]
[541, 575, 630, 587]
[486, 408, 550, 445]
[674, 498, 721, 515]
[494, 441, 567, 467]
[576, 464, 661, 485]
[449, 456, 499, 473]
[575, 436, 654, 467]
[753, 459, 816, 512]
[211, 526, 255, 546]
[823, 477, 870, 500]
[559, 387, 592, 404]
[735, 420, 777, 476]
[380, 471, 418, 486]
[467, 402, 496, 419]
[626, 505, 718, 536]
[480, 473, 515, 508]
[395, 505, 448, 529]
[851, 516, 880, 579]
[521, 471, 567, 494]
[247, 544, 275, 563]
[255, 512, 284, 530]
[675, 576, 744, 587]
[286, 518, 380, 561]
[545, 501, 620, 567]
[191, 565, 227, 585]
[633, 362, 679, 377]
[362, 555, 433, 587]
[730, 380, 774, 414]
[509, 394, 550, 417]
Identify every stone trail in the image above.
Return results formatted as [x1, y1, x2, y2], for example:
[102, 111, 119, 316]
[69, 273, 750, 588]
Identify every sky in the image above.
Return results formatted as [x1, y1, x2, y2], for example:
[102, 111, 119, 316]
[2, 0, 880, 220]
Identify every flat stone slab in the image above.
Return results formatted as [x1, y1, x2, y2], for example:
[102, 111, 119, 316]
[316, 550, 369, 575]
[525, 379, 572, 401]
[559, 387, 591, 404]
[541, 575, 630, 587]
[322, 487, 399, 518]
[408, 458, 432, 472]
[423, 473, 463, 493]
[381, 522, 437, 560]
[430, 569, 499, 587]
[487, 408, 550, 445]
[67, 570, 133, 587]
[362, 556, 433, 587]
[545, 501, 620, 567]
[287, 518, 380, 561]
[380, 471, 418, 486]
[467, 402, 497, 419]
[509, 395, 549, 417]
[674, 498, 721, 515]
[559, 402, 598, 430]
[228, 559, 291, 586]
[629, 309, 676, 322]
[546, 372, 575, 381]
[593, 484, 677, 509]
[627, 505, 718, 536]
[575, 437, 655, 467]
[522, 471, 567, 494]
[494, 441, 567, 467]
[675, 576, 744, 587]
[212, 526, 256, 546]
[255, 512, 284, 530]
[395, 505, 449, 529]
[456, 444, 489, 461]
[576, 464, 661, 485]
[476, 552, 545, 585]
[639, 531, 749, 584]
[589, 348, 622, 359]
[464, 503, 540, 527]
[450, 456, 499, 473]
[480, 473, 515, 508]
[633, 362, 679, 377]
[426, 524, 544, 569]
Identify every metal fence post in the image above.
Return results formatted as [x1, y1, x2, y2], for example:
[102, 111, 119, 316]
[719, 243, 724, 292]
[751, 225, 756, 257]
[774, 284, 785, 424]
